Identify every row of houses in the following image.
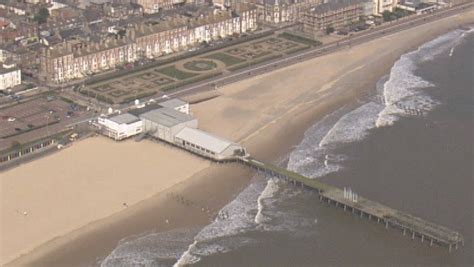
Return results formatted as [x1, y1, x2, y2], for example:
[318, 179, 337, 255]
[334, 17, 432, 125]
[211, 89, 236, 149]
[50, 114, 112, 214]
[255, 0, 323, 24]
[302, 0, 373, 33]
[97, 98, 247, 161]
[249, 0, 399, 25]
[40, 4, 258, 83]
[136, 0, 185, 14]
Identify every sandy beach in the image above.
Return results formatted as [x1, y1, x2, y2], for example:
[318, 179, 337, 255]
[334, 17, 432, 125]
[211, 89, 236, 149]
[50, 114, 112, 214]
[2, 8, 474, 267]
[1, 138, 210, 265]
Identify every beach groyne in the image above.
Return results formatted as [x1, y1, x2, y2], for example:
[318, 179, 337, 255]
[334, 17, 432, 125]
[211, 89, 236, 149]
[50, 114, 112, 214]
[238, 157, 464, 251]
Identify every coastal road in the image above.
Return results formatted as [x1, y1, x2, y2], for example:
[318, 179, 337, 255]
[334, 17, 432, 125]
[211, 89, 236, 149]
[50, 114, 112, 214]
[76, 1, 473, 114]
[131, 1, 473, 108]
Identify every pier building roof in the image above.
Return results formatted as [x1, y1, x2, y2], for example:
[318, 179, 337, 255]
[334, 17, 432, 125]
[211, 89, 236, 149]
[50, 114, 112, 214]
[175, 127, 234, 154]
[108, 113, 140, 124]
[140, 107, 194, 127]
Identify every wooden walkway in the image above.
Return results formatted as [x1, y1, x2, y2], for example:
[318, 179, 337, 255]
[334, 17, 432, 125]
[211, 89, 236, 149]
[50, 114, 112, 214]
[239, 157, 464, 251]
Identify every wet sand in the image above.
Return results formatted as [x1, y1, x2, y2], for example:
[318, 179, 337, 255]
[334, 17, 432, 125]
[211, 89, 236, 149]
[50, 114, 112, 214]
[3, 8, 474, 267]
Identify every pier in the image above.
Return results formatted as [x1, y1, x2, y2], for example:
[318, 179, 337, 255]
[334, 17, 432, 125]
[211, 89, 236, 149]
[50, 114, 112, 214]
[239, 157, 464, 251]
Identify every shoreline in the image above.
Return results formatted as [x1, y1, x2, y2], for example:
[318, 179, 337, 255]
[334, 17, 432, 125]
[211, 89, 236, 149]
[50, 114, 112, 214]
[3, 9, 474, 267]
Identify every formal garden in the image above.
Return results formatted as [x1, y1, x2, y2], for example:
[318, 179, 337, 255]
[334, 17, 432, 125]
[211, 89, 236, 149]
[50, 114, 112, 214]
[81, 33, 320, 104]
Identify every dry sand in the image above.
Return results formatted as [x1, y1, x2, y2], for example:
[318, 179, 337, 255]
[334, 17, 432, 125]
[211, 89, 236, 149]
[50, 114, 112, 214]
[1, 137, 210, 265]
[2, 8, 474, 267]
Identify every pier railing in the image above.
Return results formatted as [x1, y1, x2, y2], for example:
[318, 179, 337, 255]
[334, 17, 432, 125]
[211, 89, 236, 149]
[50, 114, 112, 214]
[238, 156, 464, 251]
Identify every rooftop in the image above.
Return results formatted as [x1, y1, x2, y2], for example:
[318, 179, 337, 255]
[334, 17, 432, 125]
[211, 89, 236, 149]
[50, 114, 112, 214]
[108, 113, 140, 124]
[0, 66, 19, 74]
[128, 103, 162, 117]
[140, 107, 195, 127]
[308, 0, 368, 14]
[159, 98, 187, 109]
[175, 127, 235, 154]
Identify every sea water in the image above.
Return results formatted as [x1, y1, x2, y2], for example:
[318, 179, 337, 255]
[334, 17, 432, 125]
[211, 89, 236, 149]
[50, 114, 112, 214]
[101, 27, 474, 267]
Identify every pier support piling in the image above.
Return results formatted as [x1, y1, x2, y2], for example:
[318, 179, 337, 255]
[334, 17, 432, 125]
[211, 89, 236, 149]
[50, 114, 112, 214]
[242, 158, 464, 252]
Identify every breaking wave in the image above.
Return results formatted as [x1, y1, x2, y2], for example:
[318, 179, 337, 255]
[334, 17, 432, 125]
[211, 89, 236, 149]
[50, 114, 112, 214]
[376, 28, 472, 127]
[288, 98, 384, 180]
[102, 27, 474, 267]
[255, 178, 280, 225]
[100, 228, 200, 267]
[173, 179, 264, 266]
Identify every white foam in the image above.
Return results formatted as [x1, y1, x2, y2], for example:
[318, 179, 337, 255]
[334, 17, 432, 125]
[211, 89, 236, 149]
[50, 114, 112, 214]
[450, 27, 474, 57]
[101, 228, 199, 267]
[174, 164, 320, 266]
[319, 102, 382, 148]
[376, 28, 472, 127]
[287, 106, 351, 179]
[449, 47, 455, 57]
[255, 179, 280, 224]
[173, 180, 264, 266]
[171, 28, 474, 267]
[287, 102, 382, 181]
[174, 241, 200, 267]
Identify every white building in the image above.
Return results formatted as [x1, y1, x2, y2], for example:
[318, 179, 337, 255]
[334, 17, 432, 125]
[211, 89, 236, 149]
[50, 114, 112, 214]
[140, 108, 198, 143]
[159, 98, 190, 115]
[373, 0, 397, 14]
[97, 113, 143, 140]
[175, 127, 247, 161]
[100, 99, 247, 161]
[0, 64, 21, 90]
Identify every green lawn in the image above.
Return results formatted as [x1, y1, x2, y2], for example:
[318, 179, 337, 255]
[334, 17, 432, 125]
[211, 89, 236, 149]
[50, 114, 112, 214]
[204, 53, 245, 66]
[161, 72, 222, 92]
[156, 66, 198, 80]
[278, 33, 322, 47]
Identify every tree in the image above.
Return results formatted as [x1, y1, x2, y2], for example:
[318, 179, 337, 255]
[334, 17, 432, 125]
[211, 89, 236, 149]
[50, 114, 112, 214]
[382, 10, 393, 22]
[326, 26, 335, 35]
[10, 141, 22, 150]
[34, 7, 49, 24]
[117, 29, 126, 37]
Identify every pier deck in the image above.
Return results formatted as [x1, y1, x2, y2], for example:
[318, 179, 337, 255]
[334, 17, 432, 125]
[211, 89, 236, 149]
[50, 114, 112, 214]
[239, 157, 464, 251]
